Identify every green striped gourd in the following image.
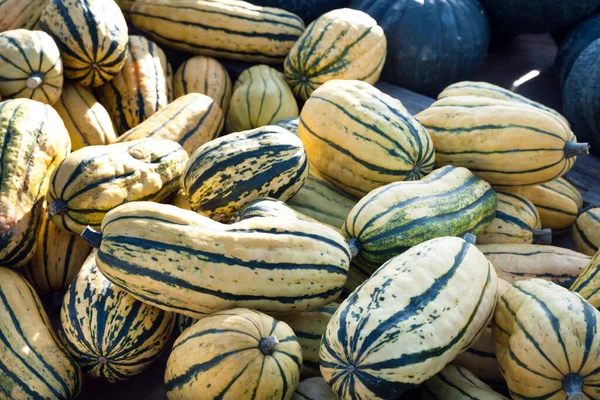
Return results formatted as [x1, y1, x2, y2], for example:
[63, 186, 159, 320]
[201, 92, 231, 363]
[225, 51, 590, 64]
[46, 138, 188, 235]
[276, 303, 338, 378]
[493, 279, 600, 399]
[0, 267, 81, 399]
[226, 64, 299, 133]
[165, 308, 302, 399]
[117, 93, 224, 156]
[422, 365, 509, 399]
[570, 250, 600, 308]
[320, 235, 498, 399]
[274, 117, 299, 135]
[175, 314, 197, 336]
[479, 244, 591, 287]
[96, 35, 170, 134]
[131, 0, 305, 63]
[53, 83, 117, 151]
[299, 80, 435, 198]
[60, 250, 175, 382]
[501, 177, 583, 235]
[477, 191, 551, 245]
[292, 378, 337, 400]
[344, 165, 497, 269]
[0, 0, 49, 31]
[83, 201, 351, 318]
[0, 99, 70, 267]
[39, 0, 128, 87]
[23, 212, 91, 293]
[182, 125, 308, 221]
[173, 55, 232, 114]
[416, 96, 589, 186]
[284, 9, 386, 101]
[573, 208, 600, 256]
[0, 29, 63, 104]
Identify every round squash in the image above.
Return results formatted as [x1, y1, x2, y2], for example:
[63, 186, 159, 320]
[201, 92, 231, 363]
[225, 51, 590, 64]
[573, 207, 600, 256]
[284, 8, 386, 101]
[165, 308, 302, 400]
[348, 0, 490, 97]
[251, 0, 348, 23]
[0, 29, 63, 104]
[292, 377, 337, 400]
[173, 55, 232, 115]
[0, 0, 49, 31]
[555, 14, 600, 86]
[39, 0, 128, 87]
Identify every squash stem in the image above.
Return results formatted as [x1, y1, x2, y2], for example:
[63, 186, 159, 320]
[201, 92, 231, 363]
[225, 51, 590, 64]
[26, 74, 43, 90]
[48, 199, 68, 217]
[564, 141, 590, 158]
[463, 233, 477, 244]
[562, 373, 584, 400]
[259, 334, 279, 356]
[347, 238, 361, 258]
[81, 226, 103, 249]
[533, 229, 552, 245]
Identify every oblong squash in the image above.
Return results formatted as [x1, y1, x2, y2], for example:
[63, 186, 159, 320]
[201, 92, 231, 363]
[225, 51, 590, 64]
[226, 64, 299, 133]
[117, 93, 224, 155]
[478, 244, 591, 288]
[320, 235, 498, 399]
[165, 308, 302, 400]
[182, 125, 308, 221]
[53, 82, 117, 151]
[422, 365, 509, 399]
[39, 0, 128, 87]
[570, 250, 600, 308]
[0, 99, 71, 267]
[96, 35, 170, 134]
[292, 377, 337, 400]
[284, 9, 386, 101]
[46, 138, 189, 235]
[344, 165, 497, 269]
[131, 0, 305, 63]
[173, 55, 232, 114]
[115, 0, 135, 20]
[299, 80, 435, 198]
[86, 201, 351, 318]
[0, 267, 81, 399]
[573, 207, 600, 256]
[0, 0, 49, 31]
[0, 29, 63, 104]
[60, 250, 175, 382]
[416, 95, 589, 186]
[23, 211, 91, 293]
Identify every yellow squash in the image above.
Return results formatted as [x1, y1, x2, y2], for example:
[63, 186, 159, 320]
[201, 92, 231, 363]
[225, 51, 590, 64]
[571, 250, 600, 308]
[0, 0, 49, 31]
[573, 207, 600, 256]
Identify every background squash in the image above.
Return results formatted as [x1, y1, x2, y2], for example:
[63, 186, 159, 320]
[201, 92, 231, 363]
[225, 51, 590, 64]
[571, 250, 600, 308]
[251, 0, 348, 23]
[0, 0, 49, 31]
[292, 377, 337, 400]
[555, 14, 600, 86]
[573, 207, 600, 255]
[422, 365, 508, 399]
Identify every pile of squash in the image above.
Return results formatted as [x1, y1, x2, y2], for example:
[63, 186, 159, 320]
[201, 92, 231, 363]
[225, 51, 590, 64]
[0, 1, 599, 399]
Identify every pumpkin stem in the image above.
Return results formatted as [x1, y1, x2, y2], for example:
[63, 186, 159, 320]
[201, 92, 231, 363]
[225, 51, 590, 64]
[562, 373, 584, 400]
[48, 199, 68, 217]
[81, 226, 103, 249]
[347, 238, 361, 258]
[259, 334, 279, 356]
[533, 229, 552, 245]
[564, 141, 590, 158]
[26, 74, 43, 90]
[463, 233, 477, 244]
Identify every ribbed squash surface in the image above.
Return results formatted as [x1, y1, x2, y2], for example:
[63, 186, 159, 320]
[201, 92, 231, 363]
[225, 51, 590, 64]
[571, 250, 600, 308]
[573, 208, 600, 256]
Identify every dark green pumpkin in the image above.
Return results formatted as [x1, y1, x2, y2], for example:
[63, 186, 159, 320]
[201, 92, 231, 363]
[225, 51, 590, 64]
[555, 14, 600, 85]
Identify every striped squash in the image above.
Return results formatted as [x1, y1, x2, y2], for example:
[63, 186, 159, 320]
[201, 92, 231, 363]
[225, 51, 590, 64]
[39, 0, 128, 87]
[226, 64, 299, 133]
[0, 99, 70, 268]
[274, 117, 299, 135]
[96, 35, 170, 134]
[0, 29, 63, 104]
[422, 365, 509, 399]
[501, 177, 583, 235]
[0, 267, 81, 399]
[116, 93, 224, 155]
[0, 0, 49, 31]
[276, 303, 338, 378]
[23, 212, 91, 294]
[416, 96, 589, 186]
[493, 279, 600, 399]
[84, 201, 351, 318]
[299, 80, 435, 198]
[173, 55, 232, 114]
[479, 244, 591, 288]
[131, 0, 305, 63]
[165, 308, 302, 400]
[320, 235, 498, 399]
[175, 314, 197, 336]
[292, 378, 337, 400]
[477, 191, 551, 245]
[46, 138, 189, 235]
[284, 9, 386, 101]
[182, 125, 308, 221]
[573, 208, 600, 256]
[344, 165, 497, 269]
[53, 82, 117, 151]
[60, 250, 175, 382]
[570, 250, 600, 308]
